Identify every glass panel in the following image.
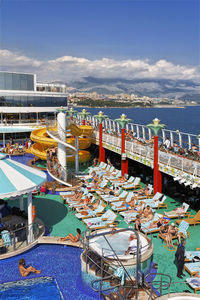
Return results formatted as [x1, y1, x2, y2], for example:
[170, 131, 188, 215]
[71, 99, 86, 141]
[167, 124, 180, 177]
[5, 73, 12, 90]
[12, 73, 21, 90]
[0, 72, 5, 89]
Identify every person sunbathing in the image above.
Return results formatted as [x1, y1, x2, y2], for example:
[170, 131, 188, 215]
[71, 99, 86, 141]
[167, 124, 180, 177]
[77, 195, 93, 208]
[165, 205, 186, 216]
[159, 224, 169, 239]
[59, 228, 81, 243]
[148, 217, 164, 229]
[118, 197, 135, 209]
[18, 259, 41, 277]
[140, 206, 154, 223]
[80, 199, 100, 211]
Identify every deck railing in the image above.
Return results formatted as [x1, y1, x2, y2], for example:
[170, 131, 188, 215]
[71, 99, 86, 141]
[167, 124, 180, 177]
[0, 218, 45, 257]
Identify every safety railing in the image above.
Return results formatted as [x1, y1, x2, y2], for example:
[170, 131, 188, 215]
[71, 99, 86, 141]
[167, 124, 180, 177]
[47, 154, 80, 186]
[85, 115, 200, 151]
[91, 130, 200, 179]
[0, 219, 45, 256]
[82, 228, 142, 300]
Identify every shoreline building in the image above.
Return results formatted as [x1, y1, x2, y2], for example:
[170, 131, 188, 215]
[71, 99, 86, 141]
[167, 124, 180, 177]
[0, 71, 67, 107]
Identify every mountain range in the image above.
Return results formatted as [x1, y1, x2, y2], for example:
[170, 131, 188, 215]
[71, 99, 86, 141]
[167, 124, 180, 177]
[53, 77, 200, 101]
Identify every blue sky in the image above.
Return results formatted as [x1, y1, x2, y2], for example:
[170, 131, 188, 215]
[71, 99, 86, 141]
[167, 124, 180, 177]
[1, 0, 199, 64]
[0, 0, 199, 82]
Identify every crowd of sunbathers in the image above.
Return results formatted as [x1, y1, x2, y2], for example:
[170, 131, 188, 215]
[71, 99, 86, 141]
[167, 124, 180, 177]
[97, 124, 200, 162]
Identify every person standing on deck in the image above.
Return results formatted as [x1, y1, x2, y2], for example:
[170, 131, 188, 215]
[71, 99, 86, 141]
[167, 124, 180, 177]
[175, 239, 186, 279]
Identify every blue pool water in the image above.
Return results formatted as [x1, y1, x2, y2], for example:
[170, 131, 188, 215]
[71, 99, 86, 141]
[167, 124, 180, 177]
[0, 244, 98, 300]
[0, 277, 63, 300]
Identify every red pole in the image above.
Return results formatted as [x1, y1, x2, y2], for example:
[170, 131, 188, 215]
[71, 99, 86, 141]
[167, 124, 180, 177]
[121, 128, 128, 176]
[83, 119, 86, 125]
[99, 123, 105, 163]
[154, 135, 162, 194]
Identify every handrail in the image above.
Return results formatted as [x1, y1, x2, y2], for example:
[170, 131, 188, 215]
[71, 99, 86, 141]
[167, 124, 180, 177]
[47, 154, 80, 186]
[84, 228, 141, 300]
[0, 219, 44, 253]
[144, 272, 172, 298]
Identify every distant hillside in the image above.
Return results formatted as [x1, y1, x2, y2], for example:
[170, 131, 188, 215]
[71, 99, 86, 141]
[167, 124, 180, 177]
[52, 77, 200, 101]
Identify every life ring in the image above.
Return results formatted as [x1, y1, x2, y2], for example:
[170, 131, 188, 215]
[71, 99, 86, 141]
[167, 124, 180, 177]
[32, 205, 36, 222]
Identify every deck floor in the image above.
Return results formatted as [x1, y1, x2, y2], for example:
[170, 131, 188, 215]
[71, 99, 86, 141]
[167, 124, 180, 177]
[7, 191, 199, 295]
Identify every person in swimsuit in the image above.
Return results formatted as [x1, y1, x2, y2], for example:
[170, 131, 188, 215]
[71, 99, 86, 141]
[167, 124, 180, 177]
[134, 215, 141, 232]
[159, 224, 169, 239]
[18, 259, 41, 277]
[59, 228, 81, 243]
[166, 223, 179, 247]
[148, 217, 164, 229]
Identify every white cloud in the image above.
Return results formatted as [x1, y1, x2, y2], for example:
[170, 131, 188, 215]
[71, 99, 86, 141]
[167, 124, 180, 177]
[0, 49, 199, 83]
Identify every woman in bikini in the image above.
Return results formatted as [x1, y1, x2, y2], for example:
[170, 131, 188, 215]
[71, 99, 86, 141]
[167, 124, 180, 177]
[18, 259, 41, 277]
[59, 228, 81, 243]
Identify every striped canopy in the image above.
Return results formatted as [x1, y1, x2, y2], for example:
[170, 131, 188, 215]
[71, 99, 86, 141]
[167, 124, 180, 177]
[0, 157, 46, 198]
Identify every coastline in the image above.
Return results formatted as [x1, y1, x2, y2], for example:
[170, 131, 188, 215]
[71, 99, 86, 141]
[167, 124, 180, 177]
[75, 104, 200, 109]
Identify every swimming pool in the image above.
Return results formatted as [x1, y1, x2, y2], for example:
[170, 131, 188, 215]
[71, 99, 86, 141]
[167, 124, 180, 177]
[0, 244, 98, 299]
[0, 277, 63, 300]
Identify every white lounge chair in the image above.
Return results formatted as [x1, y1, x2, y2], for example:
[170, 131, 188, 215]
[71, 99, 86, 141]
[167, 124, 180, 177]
[83, 209, 117, 230]
[123, 177, 141, 190]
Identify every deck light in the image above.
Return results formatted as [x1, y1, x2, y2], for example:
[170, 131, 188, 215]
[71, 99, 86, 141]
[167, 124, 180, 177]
[147, 118, 166, 195]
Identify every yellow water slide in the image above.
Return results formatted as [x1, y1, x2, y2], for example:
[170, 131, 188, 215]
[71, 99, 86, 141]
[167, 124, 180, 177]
[30, 124, 93, 163]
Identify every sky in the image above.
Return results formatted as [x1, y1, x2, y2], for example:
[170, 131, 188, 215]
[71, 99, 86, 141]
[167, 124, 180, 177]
[0, 0, 199, 83]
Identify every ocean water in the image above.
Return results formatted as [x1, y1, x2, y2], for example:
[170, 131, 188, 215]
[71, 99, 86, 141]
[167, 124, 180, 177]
[76, 106, 200, 135]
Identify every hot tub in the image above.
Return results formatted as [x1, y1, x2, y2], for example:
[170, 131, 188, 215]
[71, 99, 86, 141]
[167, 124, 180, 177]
[89, 228, 149, 260]
[81, 228, 154, 283]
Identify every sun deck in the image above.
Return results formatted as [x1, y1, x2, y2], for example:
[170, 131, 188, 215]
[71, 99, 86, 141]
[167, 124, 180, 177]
[4, 187, 199, 295]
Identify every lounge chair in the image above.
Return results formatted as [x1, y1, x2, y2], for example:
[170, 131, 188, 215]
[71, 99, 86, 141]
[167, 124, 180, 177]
[88, 161, 105, 172]
[164, 203, 190, 219]
[104, 170, 121, 180]
[98, 179, 108, 189]
[186, 277, 200, 293]
[184, 261, 200, 276]
[141, 213, 164, 234]
[176, 210, 200, 226]
[105, 191, 128, 203]
[1, 230, 12, 247]
[122, 176, 135, 187]
[137, 193, 167, 209]
[158, 220, 189, 243]
[111, 192, 134, 211]
[123, 177, 141, 190]
[186, 250, 200, 262]
[83, 209, 118, 230]
[137, 192, 163, 203]
[119, 203, 145, 219]
[75, 203, 105, 219]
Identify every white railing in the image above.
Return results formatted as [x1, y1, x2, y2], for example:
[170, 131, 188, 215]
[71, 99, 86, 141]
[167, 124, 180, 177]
[91, 130, 200, 181]
[85, 115, 200, 151]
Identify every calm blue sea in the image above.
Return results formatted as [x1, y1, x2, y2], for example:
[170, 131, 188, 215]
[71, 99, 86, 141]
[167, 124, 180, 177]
[76, 106, 200, 135]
